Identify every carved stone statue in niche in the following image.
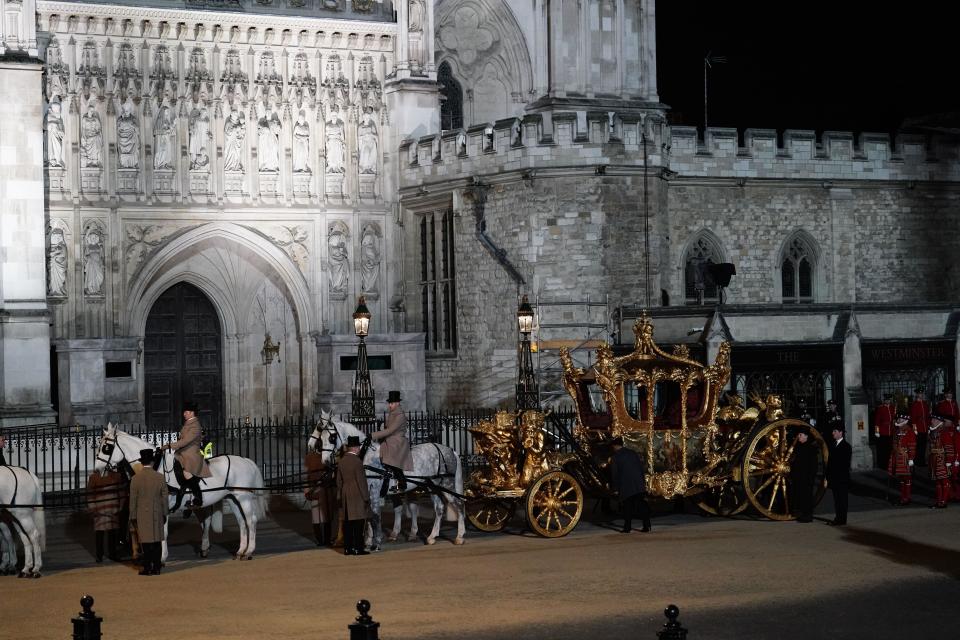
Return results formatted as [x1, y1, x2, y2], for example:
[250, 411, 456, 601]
[189, 105, 212, 169]
[257, 103, 281, 172]
[48, 227, 68, 297]
[327, 225, 349, 296]
[292, 110, 311, 173]
[83, 226, 105, 296]
[45, 100, 65, 168]
[116, 99, 140, 169]
[360, 224, 381, 294]
[324, 104, 345, 173]
[153, 103, 177, 170]
[408, 0, 426, 70]
[224, 108, 246, 171]
[358, 108, 379, 175]
[80, 102, 103, 168]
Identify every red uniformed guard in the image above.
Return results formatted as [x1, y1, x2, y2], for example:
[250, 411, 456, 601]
[873, 394, 897, 470]
[910, 387, 932, 466]
[940, 420, 959, 502]
[936, 391, 959, 422]
[928, 415, 951, 509]
[888, 415, 916, 505]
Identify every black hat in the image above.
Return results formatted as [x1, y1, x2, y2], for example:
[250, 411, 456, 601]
[183, 400, 199, 414]
[883, 393, 894, 401]
[611, 436, 624, 447]
[931, 413, 948, 422]
[827, 399, 837, 406]
[346, 435, 362, 448]
[139, 448, 154, 464]
[387, 390, 402, 403]
[915, 386, 925, 394]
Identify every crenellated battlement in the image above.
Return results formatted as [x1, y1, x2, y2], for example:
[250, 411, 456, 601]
[399, 114, 960, 189]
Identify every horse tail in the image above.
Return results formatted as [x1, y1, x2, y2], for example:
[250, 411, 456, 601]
[211, 508, 224, 534]
[446, 449, 464, 521]
[251, 462, 268, 520]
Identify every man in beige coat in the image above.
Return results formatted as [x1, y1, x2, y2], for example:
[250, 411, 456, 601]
[372, 390, 414, 497]
[337, 436, 370, 555]
[129, 448, 169, 575]
[164, 401, 211, 509]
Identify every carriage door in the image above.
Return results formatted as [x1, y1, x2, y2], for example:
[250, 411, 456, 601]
[144, 282, 223, 428]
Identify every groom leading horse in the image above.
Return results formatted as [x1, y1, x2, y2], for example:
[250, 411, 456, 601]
[163, 402, 212, 512]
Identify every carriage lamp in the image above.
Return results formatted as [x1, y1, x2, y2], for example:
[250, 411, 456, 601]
[351, 296, 376, 425]
[353, 296, 371, 337]
[261, 333, 280, 365]
[516, 294, 540, 411]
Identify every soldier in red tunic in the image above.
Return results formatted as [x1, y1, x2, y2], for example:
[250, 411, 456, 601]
[941, 419, 959, 502]
[888, 415, 916, 506]
[927, 415, 951, 508]
[873, 393, 896, 470]
[910, 387, 932, 467]
[936, 391, 959, 423]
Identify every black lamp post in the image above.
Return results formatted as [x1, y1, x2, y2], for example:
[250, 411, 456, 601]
[351, 296, 376, 425]
[516, 294, 540, 410]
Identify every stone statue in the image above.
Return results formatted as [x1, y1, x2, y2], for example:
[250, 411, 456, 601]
[327, 226, 349, 295]
[188, 105, 211, 170]
[292, 110, 311, 173]
[360, 224, 380, 293]
[408, 0, 425, 70]
[409, 0, 424, 32]
[83, 227, 105, 296]
[358, 108, 379, 175]
[47, 228, 67, 297]
[80, 102, 103, 168]
[257, 104, 281, 172]
[224, 108, 246, 171]
[116, 99, 140, 169]
[153, 103, 176, 170]
[324, 105, 345, 173]
[45, 101, 65, 168]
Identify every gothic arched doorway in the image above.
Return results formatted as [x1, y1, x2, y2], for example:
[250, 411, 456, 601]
[144, 282, 222, 427]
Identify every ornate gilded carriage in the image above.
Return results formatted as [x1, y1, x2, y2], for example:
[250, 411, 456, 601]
[465, 315, 828, 538]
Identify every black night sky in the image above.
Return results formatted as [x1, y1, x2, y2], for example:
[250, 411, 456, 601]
[655, 2, 959, 135]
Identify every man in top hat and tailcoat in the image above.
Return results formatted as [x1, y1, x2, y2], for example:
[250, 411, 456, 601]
[889, 414, 916, 505]
[826, 425, 852, 526]
[928, 415, 951, 508]
[873, 394, 896, 470]
[910, 387, 931, 466]
[129, 448, 168, 575]
[337, 435, 370, 555]
[372, 390, 414, 497]
[164, 401, 212, 510]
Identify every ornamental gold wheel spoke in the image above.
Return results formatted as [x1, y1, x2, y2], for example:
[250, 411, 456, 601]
[525, 471, 583, 538]
[767, 476, 782, 512]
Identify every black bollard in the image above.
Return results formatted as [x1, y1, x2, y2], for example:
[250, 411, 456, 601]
[348, 599, 380, 640]
[657, 604, 688, 640]
[72, 595, 103, 640]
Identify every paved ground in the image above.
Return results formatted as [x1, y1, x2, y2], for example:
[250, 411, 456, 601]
[3, 471, 960, 639]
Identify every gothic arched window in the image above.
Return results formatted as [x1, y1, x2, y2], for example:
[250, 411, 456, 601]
[781, 235, 816, 303]
[684, 234, 723, 305]
[438, 61, 463, 132]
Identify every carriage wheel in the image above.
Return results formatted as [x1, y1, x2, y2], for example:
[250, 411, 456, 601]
[466, 498, 514, 532]
[741, 419, 829, 521]
[524, 471, 584, 538]
[696, 477, 749, 517]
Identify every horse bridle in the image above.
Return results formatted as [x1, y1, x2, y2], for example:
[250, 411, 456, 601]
[309, 414, 342, 457]
[96, 431, 123, 470]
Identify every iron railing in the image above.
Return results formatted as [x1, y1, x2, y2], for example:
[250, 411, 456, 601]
[0, 408, 581, 509]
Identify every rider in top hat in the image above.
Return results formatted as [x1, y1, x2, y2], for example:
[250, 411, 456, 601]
[164, 401, 212, 510]
[372, 390, 414, 497]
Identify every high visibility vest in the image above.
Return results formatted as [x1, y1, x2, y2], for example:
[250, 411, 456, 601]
[201, 441, 213, 459]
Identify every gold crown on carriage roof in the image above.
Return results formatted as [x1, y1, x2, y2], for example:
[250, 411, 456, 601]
[559, 314, 732, 437]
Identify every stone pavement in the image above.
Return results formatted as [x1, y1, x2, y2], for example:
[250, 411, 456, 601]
[2, 471, 959, 639]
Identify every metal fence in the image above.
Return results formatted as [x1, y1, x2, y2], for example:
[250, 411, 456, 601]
[1, 408, 580, 509]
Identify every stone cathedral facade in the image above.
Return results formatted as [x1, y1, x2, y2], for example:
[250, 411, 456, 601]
[2, 0, 960, 471]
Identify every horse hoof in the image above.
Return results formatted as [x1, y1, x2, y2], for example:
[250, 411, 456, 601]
[30, 572, 41, 579]
[426, 538, 436, 546]
[406, 534, 418, 543]
[386, 535, 398, 543]
[454, 538, 465, 546]
[199, 550, 208, 559]
[370, 545, 382, 553]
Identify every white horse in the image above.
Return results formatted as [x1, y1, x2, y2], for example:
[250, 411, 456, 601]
[308, 409, 465, 550]
[0, 465, 46, 577]
[94, 424, 268, 560]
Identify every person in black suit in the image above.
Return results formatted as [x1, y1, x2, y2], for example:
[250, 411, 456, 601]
[790, 430, 819, 523]
[611, 437, 651, 533]
[826, 426, 852, 525]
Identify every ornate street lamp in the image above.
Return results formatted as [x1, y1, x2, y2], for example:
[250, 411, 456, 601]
[351, 296, 376, 424]
[516, 294, 540, 410]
